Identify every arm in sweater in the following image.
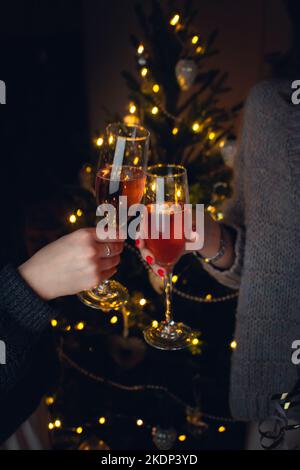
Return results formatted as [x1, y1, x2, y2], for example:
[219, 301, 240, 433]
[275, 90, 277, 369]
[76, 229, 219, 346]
[0, 265, 54, 396]
[199, 95, 249, 290]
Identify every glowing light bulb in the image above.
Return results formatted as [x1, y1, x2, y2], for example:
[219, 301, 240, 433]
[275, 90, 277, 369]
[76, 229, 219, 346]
[129, 103, 136, 114]
[170, 14, 180, 26]
[76, 209, 83, 217]
[152, 84, 160, 93]
[192, 122, 200, 133]
[69, 214, 77, 224]
[172, 275, 178, 283]
[141, 67, 148, 77]
[45, 396, 54, 406]
[178, 434, 187, 442]
[137, 44, 144, 54]
[196, 46, 203, 54]
[76, 426, 83, 434]
[139, 298, 147, 306]
[136, 419, 144, 426]
[205, 294, 212, 301]
[99, 417, 106, 425]
[230, 340, 237, 350]
[191, 35, 199, 44]
[110, 316, 118, 324]
[219, 140, 225, 148]
[75, 322, 85, 331]
[218, 426, 226, 433]
[48, 422, 54, 430]
[151, 106, 159, 115]
[54, 419, 61, 428]
[172, 127, 179, 135]
[192, 338, 199, 345]
[85, 165, 92, 173]
[96, 137, 104, 147]
[209, 131, 216, 140]
[51, 319, 58, 327]
[133, 156, 139, 165]
[152, 320, 159, 328]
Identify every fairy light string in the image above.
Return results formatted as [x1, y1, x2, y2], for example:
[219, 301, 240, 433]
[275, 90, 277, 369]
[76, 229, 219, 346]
[59, 347, 237, 424]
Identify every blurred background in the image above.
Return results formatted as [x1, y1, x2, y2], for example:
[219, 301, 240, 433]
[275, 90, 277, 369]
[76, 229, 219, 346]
[0, 0, 293, 451]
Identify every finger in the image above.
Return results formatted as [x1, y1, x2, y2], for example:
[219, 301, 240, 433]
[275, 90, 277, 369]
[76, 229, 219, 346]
[98, 255, 121, 271]
[100, 266, 117, 282]
[140, 247, 155, 266]
[135, 237, 145, 249]
[152, 264, 166, 278]
[95, 242, 124, 258]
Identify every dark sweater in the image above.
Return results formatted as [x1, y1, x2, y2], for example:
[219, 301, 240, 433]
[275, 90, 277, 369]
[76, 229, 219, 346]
[0, 264, 58, 443]
[202, 80, 300, 420]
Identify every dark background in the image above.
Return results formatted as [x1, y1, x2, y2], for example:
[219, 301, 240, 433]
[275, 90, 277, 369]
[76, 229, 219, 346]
[0, 0, 294, 450]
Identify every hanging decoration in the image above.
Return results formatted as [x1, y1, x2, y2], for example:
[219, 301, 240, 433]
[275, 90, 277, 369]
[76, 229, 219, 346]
[175, 59, 197, 91]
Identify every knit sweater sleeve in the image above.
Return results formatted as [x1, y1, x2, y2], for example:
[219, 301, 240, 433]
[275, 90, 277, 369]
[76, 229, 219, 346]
[200, 99, 250, 290]
[0, 264, 56, 395]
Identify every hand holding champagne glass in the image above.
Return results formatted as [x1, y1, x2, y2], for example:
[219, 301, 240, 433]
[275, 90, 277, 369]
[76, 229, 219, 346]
[141, 164, 193, 350]
[78, 123, 149, 311]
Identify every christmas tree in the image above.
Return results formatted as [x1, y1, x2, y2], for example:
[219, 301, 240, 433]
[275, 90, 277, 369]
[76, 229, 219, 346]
[42, 0, 245, 450]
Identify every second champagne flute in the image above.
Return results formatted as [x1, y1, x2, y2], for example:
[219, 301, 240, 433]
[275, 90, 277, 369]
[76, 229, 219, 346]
[143, 164, 192, 350]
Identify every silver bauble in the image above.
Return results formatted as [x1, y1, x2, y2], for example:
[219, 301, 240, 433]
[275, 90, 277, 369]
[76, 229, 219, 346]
[152, 426, 177, 450]
[175, 59, 197, 91]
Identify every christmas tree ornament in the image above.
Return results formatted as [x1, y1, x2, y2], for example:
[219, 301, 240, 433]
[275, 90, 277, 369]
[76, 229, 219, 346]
[220, 139, 237, 168]
[152, 426, 177, 450]
[78, 436, 110, 450]
[107, 335, 146, 369]
[175, 59, 197, 90]
[185, 407, 208, 438]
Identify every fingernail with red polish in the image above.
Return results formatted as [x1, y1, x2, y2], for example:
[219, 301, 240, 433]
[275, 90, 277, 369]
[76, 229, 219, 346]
[146, 255, 154, 265]
[157, 269, 165, 278]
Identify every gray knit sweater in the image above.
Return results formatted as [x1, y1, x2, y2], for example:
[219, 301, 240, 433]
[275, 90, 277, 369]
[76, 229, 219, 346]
[203, 80, 300, 421]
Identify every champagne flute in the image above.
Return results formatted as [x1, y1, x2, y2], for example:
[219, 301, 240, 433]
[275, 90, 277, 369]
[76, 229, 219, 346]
[143, 164, 192, 350]
[78, 123, 150, 311]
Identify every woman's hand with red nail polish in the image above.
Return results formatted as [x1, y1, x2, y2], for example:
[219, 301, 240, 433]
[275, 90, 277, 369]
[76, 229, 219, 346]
[135, 236, 166, 278]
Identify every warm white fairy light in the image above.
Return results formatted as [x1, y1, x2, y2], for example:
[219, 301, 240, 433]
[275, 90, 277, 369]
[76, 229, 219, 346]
[141, 67, 148, 77]
[170, 14, 180, 26]
[151, 106, 159, 115]
[191, 35, 199, 44]
[152, 84, 160, 93]
[192, 122, 201, 133]
[69, 214, 77, 224]
[137, 44, 144, 54]
[129, 103, 137, 114]
[75, 321, 85, 330]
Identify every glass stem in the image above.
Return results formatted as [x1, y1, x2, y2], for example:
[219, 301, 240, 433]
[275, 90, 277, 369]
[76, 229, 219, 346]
[164, 272, 173, 324]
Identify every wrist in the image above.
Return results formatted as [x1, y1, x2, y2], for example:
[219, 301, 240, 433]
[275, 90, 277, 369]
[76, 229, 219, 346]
[18, 260, 52, 301]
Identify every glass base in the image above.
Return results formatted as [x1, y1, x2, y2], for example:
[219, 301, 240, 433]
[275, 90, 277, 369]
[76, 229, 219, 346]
[143, 321, 192, 350]
[78, 280, 129, 312]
